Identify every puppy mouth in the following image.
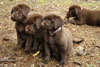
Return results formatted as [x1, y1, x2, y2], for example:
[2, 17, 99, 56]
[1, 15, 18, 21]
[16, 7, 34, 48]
[11, 16, 16, 21]
[41, 23, 51, 30]
[11, 17, 22, 22]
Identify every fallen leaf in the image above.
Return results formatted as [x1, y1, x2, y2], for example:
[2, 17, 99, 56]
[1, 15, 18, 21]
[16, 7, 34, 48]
[3, 38, 10, 41]
[33, 51, 40, 57]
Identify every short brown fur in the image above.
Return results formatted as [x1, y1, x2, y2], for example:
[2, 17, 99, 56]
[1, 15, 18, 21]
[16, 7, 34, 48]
[67, 5, 100, 25]
[11, 4, 33, 53]
[41, 13, 73, 67]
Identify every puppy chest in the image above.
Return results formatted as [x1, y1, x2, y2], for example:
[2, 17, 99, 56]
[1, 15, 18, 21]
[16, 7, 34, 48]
[20, 33, 28, 40]
[49, 36, 59, 51]
[16, 24, 25, 32]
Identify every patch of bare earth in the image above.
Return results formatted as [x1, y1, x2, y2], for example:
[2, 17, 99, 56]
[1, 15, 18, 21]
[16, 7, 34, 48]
[0, 0, 100, 67]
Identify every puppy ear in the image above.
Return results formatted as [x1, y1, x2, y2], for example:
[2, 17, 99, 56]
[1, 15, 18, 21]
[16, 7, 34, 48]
[74, 7, 81, 16]
[36, 18, 42, 29]
[54, 17, 64, 29]
[21, 4, 30, 17]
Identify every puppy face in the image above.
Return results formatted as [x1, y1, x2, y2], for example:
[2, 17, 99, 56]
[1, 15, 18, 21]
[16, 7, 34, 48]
[67, 5, 81, 19]
[41, 19, 54, 30]
[11, 4, 30, 22]
[25, 13, 43, 34]
[41, 14, 64, 30]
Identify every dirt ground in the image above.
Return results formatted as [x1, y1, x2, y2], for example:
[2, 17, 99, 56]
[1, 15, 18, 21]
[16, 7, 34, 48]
[0, 0, 100, 67]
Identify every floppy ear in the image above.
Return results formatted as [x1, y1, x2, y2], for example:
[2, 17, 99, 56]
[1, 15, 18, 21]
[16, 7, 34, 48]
[36, 18, 42, 29]
[21, 4, 30, 17]
[54, 17, 64, 29]
[74, 7, 81, 16]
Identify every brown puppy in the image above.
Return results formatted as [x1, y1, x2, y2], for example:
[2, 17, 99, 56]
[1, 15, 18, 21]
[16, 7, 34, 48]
[67, 5, 100, 25]
[41, 13, 73, 67]
[25, 13, 44, 53]
[11, 4, 33, 53]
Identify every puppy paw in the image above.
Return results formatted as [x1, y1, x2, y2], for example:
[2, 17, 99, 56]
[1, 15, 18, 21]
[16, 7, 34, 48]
[60, 61, 65, 67]
[56, 64, 61, 67]
[44, 57, 50, 64]
[39, 52, 44, 58]
[25, 49, 32, 54]
[44, 60, 48, 64]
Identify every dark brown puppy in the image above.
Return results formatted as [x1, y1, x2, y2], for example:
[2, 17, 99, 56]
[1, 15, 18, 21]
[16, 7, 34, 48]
[67, 5, 100, 25]
[41, 13, 73, 67]
[25, 13, 44, 53]
[11, 4, 33, 53]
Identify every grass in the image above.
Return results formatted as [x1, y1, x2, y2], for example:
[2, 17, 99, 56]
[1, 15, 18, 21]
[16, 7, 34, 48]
[35, 0, 100, 9]
[60, 0, 72, 6]
[37, 0, 48, 6]
[80, 2, 100, 9]
[86, 63, 96, 67]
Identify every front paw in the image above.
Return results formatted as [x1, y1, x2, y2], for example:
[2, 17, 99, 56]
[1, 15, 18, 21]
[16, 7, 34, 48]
[60, 60, 65, 67]
[25, 49, 31, 54]
[13, 45, 22, 51]
[44, 56, 50, 64]
[39, 52, 44, 58]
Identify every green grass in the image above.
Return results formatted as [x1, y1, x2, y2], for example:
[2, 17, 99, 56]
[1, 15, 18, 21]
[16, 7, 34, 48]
[37, 0, 48, 5]
[60, 0, 72, 6]
[1, 0, 99, 9]
[86, 63, 96, 67]
[80, 2, 100, 9]
[80, 2, 100, 6]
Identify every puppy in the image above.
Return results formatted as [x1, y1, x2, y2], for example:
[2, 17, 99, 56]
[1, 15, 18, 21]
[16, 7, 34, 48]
[11, 4, 33, 53]
[41, 13, 73, 67]
[67, 5, 100, 25]
[25, 13, 44, 54]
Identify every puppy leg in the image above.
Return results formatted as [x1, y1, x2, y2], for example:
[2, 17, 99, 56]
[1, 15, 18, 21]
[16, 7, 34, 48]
[60, 50, 67, 67]
[13, 32, 24, 51]
[44, 32, 50, 64]
[74, 18, 85, 25]
[32, 38, 38, 52]
[25, 35, 33, 53]
[44, 43, 50, 64]
[39, 43, 44, 58]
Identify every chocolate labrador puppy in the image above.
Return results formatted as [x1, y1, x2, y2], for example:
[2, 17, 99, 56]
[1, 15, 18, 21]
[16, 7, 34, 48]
[67, 5, 100, 25]
[25, 13, 44, 53]
[11, 4, 33, 53]
[41, 13, 73, 67]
